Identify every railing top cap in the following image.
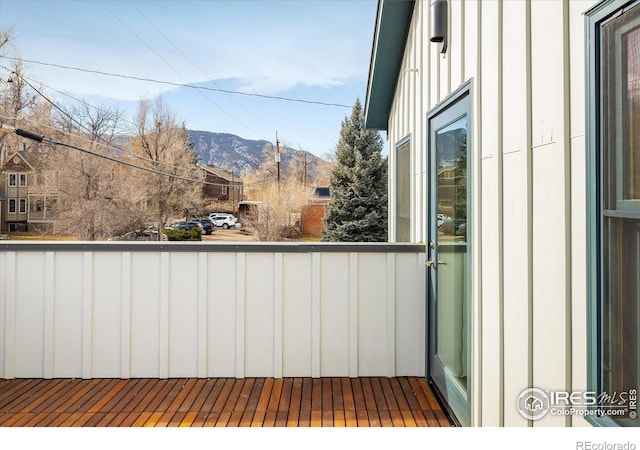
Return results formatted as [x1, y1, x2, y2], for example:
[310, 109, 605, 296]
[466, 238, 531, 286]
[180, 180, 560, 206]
[0, 241, 425, 253]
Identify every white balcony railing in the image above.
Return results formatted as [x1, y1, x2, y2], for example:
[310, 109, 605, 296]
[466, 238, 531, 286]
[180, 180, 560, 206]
[0, 242, 426, 380]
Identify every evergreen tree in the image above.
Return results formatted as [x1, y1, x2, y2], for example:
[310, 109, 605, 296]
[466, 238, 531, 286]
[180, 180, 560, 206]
[322, 99, 388, 242]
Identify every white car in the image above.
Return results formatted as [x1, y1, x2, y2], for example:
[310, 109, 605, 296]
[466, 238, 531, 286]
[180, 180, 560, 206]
[437, 213, 448, 228]
[208, 213, 238, 229]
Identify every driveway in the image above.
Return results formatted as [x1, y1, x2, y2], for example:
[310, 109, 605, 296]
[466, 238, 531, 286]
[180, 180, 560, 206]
[202, 229, 258, 242]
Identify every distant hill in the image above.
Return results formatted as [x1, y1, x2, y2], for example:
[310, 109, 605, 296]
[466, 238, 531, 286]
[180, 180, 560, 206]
[187, 130, 328, 180]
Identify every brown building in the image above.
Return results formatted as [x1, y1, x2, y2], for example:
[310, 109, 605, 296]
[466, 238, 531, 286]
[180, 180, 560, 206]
[200, 165, 244, 203]
[301, 185, 331, 237]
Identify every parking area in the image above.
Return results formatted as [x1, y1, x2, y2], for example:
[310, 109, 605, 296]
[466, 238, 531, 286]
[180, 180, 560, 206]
[202, 228, 258, 242]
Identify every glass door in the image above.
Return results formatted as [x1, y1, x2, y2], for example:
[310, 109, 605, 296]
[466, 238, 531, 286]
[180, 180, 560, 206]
[427, 89, 471, 426]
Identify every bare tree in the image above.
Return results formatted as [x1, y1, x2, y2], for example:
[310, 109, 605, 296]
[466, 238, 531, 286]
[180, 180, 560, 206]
[0, 57, 44, 162]
[0, 31, 10, 52]
[129, 98, 201, 237]
[242, 145, 309, 241]
[49, 101, 140, 239]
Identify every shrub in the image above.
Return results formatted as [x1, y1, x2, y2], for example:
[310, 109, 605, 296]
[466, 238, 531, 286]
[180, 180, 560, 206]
[164, 228, 202, 241]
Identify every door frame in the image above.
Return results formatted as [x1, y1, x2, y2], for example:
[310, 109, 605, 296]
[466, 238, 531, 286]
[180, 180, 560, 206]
[426, 80, 473, 427]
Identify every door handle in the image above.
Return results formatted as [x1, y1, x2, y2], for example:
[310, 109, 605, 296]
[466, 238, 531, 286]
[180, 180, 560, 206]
[427, 258, 447, 268]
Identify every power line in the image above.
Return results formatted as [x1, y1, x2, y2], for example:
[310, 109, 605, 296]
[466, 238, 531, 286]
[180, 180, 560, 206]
[0, 66, 199, 175]
[123, 1, 274, 134]
[99, 2, 265, 138]
[4, 56, 352, 108]
[3, 66, 280, 180]
[0, 122, 278, 188]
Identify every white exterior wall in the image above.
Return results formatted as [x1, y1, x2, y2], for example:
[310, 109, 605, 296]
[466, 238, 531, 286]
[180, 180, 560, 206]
[385, 0, 597, 426]
[0, 243, 425, 380]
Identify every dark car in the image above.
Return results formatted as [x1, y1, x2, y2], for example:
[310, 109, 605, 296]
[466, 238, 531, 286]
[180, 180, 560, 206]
[108, 229, 164, 241]
[166, 221, 203, 232]
[191, 218, 215, 235]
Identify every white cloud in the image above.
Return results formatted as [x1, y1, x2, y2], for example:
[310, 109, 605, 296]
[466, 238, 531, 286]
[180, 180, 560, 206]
[2, 1, 374, 101]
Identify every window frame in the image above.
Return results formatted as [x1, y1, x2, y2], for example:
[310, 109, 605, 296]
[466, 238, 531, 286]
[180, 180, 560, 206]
[19, 173, 27, 187]
[19, 198, 27, 214]
[395, 135, 411, 242]
[8, 198, 16, 214]
[8, 173, 17, 187]
[586, 0, 640, 427]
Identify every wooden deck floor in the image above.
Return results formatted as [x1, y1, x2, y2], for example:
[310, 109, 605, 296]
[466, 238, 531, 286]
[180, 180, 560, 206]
[0, 377, 450, 427]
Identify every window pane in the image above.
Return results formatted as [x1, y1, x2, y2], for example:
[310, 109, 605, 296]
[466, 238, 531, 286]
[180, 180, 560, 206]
[396, 140, 410, 242]
[603, 219, 639, 391]
[624, 27, 640, 200]
[601, 6, 640, 426]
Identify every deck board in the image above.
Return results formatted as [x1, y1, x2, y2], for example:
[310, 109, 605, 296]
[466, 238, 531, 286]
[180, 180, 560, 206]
[0, 377, 451, 427]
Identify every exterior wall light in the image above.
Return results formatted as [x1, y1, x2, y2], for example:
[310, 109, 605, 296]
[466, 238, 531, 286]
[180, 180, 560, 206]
[430, 0, 448, 54]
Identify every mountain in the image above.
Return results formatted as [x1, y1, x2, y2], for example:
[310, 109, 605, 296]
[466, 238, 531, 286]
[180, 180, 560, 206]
[187, 130, 329, 181]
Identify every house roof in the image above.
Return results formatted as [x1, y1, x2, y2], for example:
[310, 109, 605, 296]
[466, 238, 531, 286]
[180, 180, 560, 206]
[1, 151, 35, 172]
[364, 0, 415, 131]
[199, 164, 241, 183]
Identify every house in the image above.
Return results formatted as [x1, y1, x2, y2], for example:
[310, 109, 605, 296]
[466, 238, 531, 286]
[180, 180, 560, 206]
[1, 151, 33, 232]
[0, 148, 58, 234]
[364, 0, 638, 427]
[200, 164, 244, 204]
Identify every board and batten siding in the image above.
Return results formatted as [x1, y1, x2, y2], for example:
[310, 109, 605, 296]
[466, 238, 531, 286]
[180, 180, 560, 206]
[0, 243, 425, 381]
[385, 0, 596, 426]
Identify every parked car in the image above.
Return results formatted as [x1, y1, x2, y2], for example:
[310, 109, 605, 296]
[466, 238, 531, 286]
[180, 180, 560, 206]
[191, 218, 215, 235]
[441, 218, 466, 235]
[166, 221, 203, 232]
[437, 213, 448, 228]
[208, 213, 238, 229]
[108, 229, 165, 241]
[455, 221, 467, 236]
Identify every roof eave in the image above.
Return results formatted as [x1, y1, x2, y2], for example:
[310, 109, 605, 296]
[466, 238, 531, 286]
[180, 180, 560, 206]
[364, 0, 415, 131]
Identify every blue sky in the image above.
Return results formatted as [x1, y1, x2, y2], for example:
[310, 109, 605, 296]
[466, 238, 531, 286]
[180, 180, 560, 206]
[0, 0, 380, 157]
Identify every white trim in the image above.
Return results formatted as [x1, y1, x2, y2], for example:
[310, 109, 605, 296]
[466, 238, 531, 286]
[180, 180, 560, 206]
[197, 252, 208, 378]
[3, 252, 16, 379]
[311, 252, 321, 378]
[349, 253, 358, 377]
[235, 253, 246, 378]
[43, 252, 55, 379]
[120, 252, 131, 379]
[159, 252, 170, 379]
[273, 253, 283, 378]
[81, 252, 93, 379]
[385, 253, 397, 377]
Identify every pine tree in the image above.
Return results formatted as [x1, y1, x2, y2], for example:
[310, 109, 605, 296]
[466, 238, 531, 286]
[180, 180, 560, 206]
[322, 99, 388, 242]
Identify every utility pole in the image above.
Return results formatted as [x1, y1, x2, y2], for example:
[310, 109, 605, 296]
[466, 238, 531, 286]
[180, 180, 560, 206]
[231, 170, 235, 214]
[303, 152, 307, 187]
[275, 132, 281, 191]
